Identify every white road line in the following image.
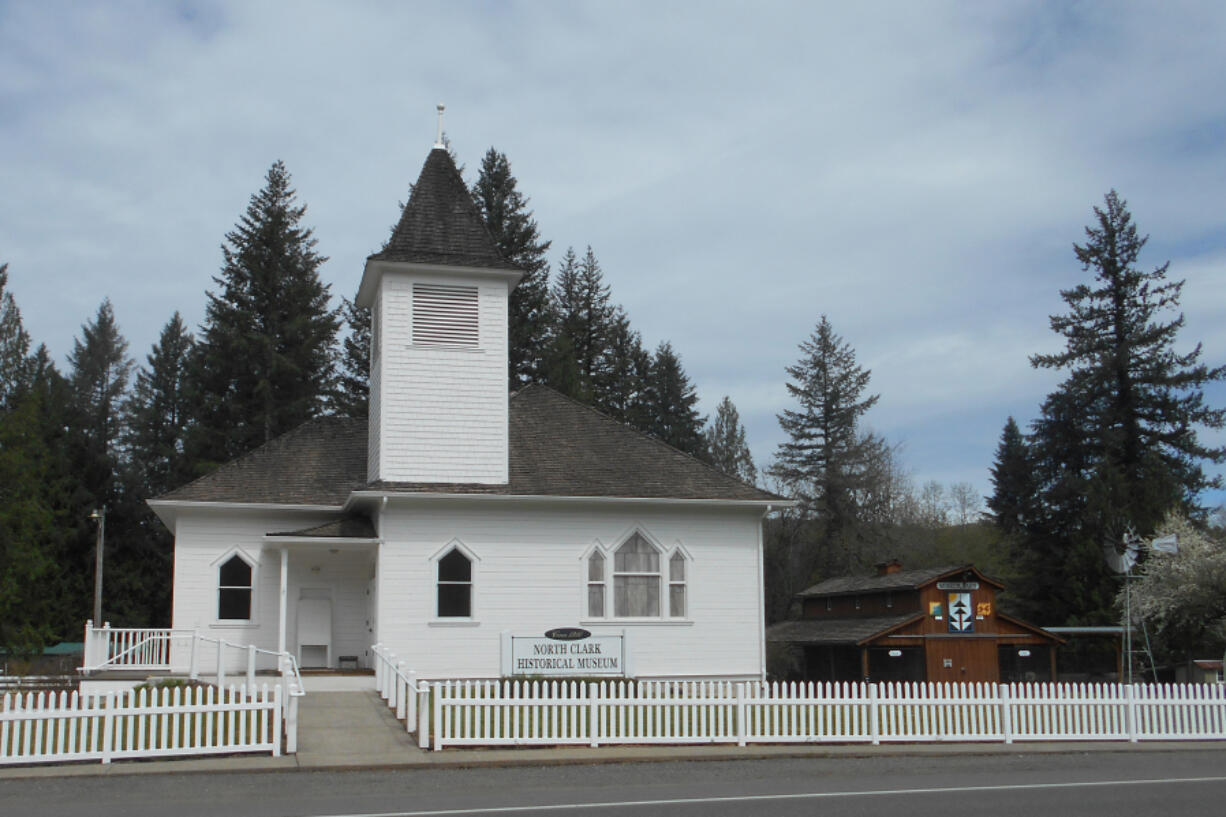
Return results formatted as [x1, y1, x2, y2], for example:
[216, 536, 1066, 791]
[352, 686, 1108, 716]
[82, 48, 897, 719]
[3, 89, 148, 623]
[309, 775, 1226, 817]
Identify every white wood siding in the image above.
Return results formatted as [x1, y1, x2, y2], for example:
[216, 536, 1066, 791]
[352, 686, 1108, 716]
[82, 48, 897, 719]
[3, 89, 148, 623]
[373, 270, 509, 484]
[170, 509, 374, 670]
[374, 500, 765, 680]
[367, 289, 382, 483]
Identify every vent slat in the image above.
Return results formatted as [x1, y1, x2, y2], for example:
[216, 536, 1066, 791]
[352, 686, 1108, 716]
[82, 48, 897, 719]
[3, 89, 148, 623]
[413, 284, 479, 347]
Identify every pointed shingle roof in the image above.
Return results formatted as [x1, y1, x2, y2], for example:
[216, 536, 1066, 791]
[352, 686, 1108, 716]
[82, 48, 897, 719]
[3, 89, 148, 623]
[369, 147, 513, 269]
[156, 386, 781, 505]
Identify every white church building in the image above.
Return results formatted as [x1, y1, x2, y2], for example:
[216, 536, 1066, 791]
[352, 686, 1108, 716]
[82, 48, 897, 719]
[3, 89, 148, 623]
[148, 138, 781, 681]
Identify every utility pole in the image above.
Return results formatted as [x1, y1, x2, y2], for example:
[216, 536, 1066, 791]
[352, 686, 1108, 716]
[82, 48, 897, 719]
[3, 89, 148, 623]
[90, 508, 106, 624]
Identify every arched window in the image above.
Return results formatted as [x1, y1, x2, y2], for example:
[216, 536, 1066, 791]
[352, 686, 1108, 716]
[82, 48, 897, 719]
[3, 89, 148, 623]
[614, 533, 660, 617]
[669, 551, 687, 617]
[437, 548, 472, 617]
[218, 555, 253, 620]
[587, 550, 606, 617]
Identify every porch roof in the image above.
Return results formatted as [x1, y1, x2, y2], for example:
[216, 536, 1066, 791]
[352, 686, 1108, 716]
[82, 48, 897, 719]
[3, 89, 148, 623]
[267, 515, 376, 539]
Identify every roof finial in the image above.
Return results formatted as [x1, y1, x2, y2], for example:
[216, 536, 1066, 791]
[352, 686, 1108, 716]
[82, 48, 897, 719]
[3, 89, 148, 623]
[434, 103, 446, 149]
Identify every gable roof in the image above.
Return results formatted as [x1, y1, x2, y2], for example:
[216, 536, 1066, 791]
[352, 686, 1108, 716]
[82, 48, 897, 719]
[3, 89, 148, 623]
[766, 613, 923, 646]
[157, 385, 781, 506]
[159, 416, 368, 506]
[368, 147, 512, 269]
[796, 564, 1004, 598]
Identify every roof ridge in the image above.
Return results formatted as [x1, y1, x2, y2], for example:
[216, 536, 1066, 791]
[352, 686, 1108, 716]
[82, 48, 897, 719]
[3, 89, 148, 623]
[513, 384, 780, 499]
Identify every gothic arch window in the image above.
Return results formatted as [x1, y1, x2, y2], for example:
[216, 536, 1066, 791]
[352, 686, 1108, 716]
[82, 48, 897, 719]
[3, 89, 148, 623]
[437, 548, 473, 618]
[218, 553, 254, 621]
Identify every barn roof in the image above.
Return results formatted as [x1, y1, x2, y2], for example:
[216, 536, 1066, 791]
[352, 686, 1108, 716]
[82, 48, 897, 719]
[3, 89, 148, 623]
[795, 564, 1003, 598]
[766, 614, 923, 646]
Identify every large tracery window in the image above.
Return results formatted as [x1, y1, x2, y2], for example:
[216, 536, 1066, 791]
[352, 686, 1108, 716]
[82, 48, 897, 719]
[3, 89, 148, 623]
[614, 533, 660, 617]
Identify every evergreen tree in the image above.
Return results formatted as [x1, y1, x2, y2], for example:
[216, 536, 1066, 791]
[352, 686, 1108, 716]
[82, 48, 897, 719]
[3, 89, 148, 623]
[67, 299, 133, 498]
[644, 341, 707, 458]
[593, 307, 651, 428]
[471, 148, 553, 387]
[549, 246, 615, 399]
[770, 316, 882, 576]
[0, 385, 57, 656]
[334, 295, 370, 419]
[190, 160, 339, 467]
[0, 263, 32, 409]
[125, 312, 195, 496]
[705, 396, 757, 484]
[986, 417, 1034, 536]
[1017, 191, 1226, 624]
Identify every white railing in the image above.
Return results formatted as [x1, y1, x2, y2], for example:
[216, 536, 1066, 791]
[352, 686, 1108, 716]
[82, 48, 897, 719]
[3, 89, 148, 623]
[420, 679, 1226, 750]
[80, 622, 305, 753]
[0, 684, 282, 765]
[372, 644, 422, 744]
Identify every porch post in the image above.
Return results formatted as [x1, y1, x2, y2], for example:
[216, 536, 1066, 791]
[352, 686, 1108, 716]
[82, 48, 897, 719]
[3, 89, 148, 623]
[278, 546, 288, 668]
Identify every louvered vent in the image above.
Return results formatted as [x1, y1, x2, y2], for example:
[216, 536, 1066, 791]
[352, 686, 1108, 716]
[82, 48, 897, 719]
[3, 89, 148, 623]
[412, 284, 479, 347]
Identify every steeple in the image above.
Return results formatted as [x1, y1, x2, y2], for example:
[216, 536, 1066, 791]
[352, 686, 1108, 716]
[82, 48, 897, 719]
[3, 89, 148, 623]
[357, 120, 522, 486]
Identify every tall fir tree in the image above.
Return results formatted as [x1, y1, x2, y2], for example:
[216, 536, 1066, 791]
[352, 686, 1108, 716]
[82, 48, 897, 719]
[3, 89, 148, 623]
[125, 312, 195, 497]
[770, 315, 882, 576]
[705, 395, 757, 484]
[190, 160, 339, 468]
[1018, 191, 1226, 625]
[334, 295, 370, 419]
[644, 341, 707, 458]
[593, 307, 651, 428]
[67, 299, 133, 501]
[986, 416, 1034, 537]
[0, 263, 33, 409]
[549, 246, 616, 400]
[471, 148, 553, 387]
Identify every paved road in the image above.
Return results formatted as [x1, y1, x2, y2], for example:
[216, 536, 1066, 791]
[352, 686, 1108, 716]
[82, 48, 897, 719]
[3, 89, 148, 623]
[3, 750, 1223, 817]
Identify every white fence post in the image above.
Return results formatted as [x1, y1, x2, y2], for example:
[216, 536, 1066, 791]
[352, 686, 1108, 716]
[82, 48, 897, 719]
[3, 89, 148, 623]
[216, 641, 225, 689]
[433, 681, 444, 751]
[271, 684, 283, 757]
[1001, 684, 1013, 744]
[589, 682, 599, 748]
[418, 681, 431, 750]
[285, 692, 299, 754]
[1126, 684, 1139, 743]
[735, 682, 747, 747]
[869, 683, 880, 745]
[407, 671, 418, 733]
[373, 644, 383, 693]
[101, 691, 115, 765]
[395, 661, 407, 720]
[247, 644, 257, 692]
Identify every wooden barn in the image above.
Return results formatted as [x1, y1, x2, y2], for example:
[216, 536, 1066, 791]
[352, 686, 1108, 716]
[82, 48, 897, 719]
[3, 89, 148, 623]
[767, 562, 1063, 684]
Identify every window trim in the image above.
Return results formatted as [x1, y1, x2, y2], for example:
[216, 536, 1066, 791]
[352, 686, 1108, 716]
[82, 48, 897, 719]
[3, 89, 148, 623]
[582, 532, 690, 622]
[212, 548, 257, 625]
[429, 540, 480, 622]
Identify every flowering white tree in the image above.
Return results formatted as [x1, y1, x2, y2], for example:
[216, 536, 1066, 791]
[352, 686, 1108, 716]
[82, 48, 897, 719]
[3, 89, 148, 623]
[1127, 513, 1226, 660]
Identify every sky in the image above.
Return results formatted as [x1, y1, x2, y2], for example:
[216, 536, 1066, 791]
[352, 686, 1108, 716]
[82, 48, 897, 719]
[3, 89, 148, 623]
[2, 0, 1225, 510]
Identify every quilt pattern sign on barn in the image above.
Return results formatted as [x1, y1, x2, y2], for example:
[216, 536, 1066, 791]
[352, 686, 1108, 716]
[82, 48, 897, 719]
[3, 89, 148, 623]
[947, 592, 973, 633]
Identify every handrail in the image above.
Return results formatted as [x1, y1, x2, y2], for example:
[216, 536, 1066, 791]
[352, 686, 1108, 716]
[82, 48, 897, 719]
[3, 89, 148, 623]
[81, 625, 304, 696]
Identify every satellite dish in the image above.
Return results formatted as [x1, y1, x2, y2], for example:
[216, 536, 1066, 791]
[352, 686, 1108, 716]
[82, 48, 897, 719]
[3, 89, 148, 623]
[1102, 528, 1141, 574]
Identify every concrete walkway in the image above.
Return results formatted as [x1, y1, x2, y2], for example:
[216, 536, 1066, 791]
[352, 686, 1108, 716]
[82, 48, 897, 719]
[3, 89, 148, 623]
[3, 690, 1226, 779]
[294, 691, 425, 767]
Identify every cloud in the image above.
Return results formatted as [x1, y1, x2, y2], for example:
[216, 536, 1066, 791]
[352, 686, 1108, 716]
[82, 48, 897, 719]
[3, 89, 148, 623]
[1, 0, 1224, 505]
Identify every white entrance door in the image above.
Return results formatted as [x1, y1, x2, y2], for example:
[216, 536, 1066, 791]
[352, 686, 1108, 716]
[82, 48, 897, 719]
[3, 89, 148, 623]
[297, 589, 333, 668]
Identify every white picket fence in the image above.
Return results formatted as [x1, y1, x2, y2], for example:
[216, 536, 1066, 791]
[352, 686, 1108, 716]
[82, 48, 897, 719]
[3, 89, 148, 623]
[403, 679, 1226, 750]
[372, 644, 422, 744]
[0, 684, 282, 765]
